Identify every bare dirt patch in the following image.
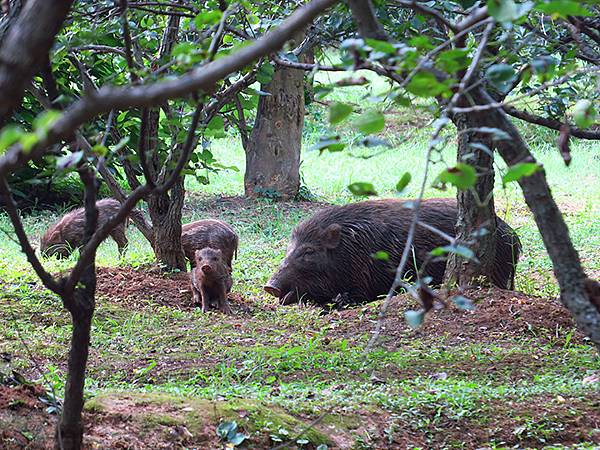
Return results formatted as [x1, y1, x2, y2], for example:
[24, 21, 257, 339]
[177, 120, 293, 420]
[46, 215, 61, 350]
[328, 287, 582, 348]
[96, 266, 252, 313]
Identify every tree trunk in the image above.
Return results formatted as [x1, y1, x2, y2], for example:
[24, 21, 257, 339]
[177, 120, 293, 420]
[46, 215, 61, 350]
[56, 288, 94, 450]
[56, 168, 97, 450]
[147, 175, 187, 271]
[444, 110, 497, 288]
[244, 40, 306, 200]
[142, 12, 186, 271]
[468, 86, 600, 347]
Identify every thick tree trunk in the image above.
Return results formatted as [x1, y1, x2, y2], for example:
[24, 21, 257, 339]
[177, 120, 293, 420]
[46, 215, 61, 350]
[147, 176, 186, 271]
[444, 110, 498, 288]
[244, 42, 306, 200]
[468, 86, 600, 347]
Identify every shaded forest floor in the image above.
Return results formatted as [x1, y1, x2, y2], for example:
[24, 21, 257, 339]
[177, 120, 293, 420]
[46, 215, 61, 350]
[1, 191, 599, 449]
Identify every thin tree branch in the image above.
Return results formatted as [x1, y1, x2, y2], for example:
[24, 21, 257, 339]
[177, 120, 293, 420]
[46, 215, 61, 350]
[503, 105, 600, 140]
[0, 177, 62, 294]
[0, 0, 338, 179]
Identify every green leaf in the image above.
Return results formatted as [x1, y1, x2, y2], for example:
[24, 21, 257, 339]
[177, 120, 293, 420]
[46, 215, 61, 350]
[256, 63, 275, 85]
[194, 10, 223, 28]
[485, 64, 517, 91]
[502, 162, 541, 184]
[205, 115, 226, 138]
[406, 72, 451, 98]
[217, 421, 237, 439]
[437, 48, 471, 73]
[91, 144, 108, 157]
[366, 38, 396, 55]
[431, 244, 475, 260]
[348, 182, 377, 196]
[329, 102, 353, 125]
[371, 250, 390, 261]
[573, 99, 597, 129]
[0, 125, 24, 153]
[20, 133, 39, 153]
[33, 110, 61, 140]
[310, 135, 346, 153]
[56, 151, 84, 171]
[452, 295, 475, 311]
[535, 1, 593, 19]
[437, 163, 477, 190]
[354, 110, 385, 135]
[396, 172, 412, 192]
[405, 310, 425, 328]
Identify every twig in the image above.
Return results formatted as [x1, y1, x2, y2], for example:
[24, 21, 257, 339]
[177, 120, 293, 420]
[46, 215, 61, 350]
[0, 178, 61, 294]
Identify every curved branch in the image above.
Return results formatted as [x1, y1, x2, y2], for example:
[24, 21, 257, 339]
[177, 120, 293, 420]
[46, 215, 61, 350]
[504, 105, 600, 140]
[0, 0, 339, 178]
[0, 177, 62, 294]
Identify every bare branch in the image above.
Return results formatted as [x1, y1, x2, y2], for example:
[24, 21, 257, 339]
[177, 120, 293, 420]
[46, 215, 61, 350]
[504, 105, 600, 140]
[0, 177, 61, 294]
[393, 0, 458, 33]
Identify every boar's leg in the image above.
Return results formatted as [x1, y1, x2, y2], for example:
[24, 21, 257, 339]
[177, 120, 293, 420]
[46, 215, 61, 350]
[190, 280, 202, 307]
[110, 226, 128, 257]
[217, 286, 231, 315]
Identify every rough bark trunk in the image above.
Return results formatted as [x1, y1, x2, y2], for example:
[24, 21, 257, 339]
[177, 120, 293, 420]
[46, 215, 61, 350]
[142, 13, 186, 271]
[56, 169, 97, 450]
[469, 86, 600, 346]
[244, 41, 306, 200]
[147, 175, 187, 271]
[444, 110, 498, 288]
[56, 289, 94, 450]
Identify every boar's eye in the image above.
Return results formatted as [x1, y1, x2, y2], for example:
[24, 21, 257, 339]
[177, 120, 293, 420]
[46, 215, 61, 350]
[302, 247, 316, 256]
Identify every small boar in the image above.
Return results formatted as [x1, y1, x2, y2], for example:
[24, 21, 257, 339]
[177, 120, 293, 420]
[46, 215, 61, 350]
[190, 247, 232, 314]
[40, 198, 128, 258]
[264, 198, 521, 307]
[181, 219, 238, 269]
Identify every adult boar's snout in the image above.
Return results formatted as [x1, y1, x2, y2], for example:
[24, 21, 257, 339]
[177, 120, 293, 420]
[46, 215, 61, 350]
[264, 284, 282, 297]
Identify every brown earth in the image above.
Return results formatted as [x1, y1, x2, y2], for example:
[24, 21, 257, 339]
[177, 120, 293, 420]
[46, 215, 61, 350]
[3, 266, 597, 449]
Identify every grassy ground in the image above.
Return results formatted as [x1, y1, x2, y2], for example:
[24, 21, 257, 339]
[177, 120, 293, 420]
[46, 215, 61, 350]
[1, 78, 600, 448]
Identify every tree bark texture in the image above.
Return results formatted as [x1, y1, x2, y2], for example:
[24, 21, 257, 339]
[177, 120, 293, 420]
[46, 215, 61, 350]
[470, 86, 600, 346]
[444, 109, 499, 288]
[244, 37, 307, 200]
[56, 169, 98, 450]
[147, 175, 187, 271]
[143, 13, 186, 271]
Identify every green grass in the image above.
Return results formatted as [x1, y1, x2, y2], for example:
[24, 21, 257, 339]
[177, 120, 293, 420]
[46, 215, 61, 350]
[1, 78, 600, 448]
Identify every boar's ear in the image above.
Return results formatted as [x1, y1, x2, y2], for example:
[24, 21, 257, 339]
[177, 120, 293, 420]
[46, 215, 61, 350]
[323, 223, 341, 249]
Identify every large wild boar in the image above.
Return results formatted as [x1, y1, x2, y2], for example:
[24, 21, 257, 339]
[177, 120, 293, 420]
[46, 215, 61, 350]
[40, 198, 128, 258]
[264, 198, 521, 307]
[190, 247, 233, 314]
[181, 219, 238, 268]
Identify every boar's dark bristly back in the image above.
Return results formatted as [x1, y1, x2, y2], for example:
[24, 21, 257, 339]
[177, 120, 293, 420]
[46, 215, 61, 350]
[266, 198, 521, 307]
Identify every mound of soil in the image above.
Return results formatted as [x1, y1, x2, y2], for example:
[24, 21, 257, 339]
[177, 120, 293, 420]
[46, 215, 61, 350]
[329, 287, 581, 348]
[0, 383, 53, 449]
[96, 266, 252, 313]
